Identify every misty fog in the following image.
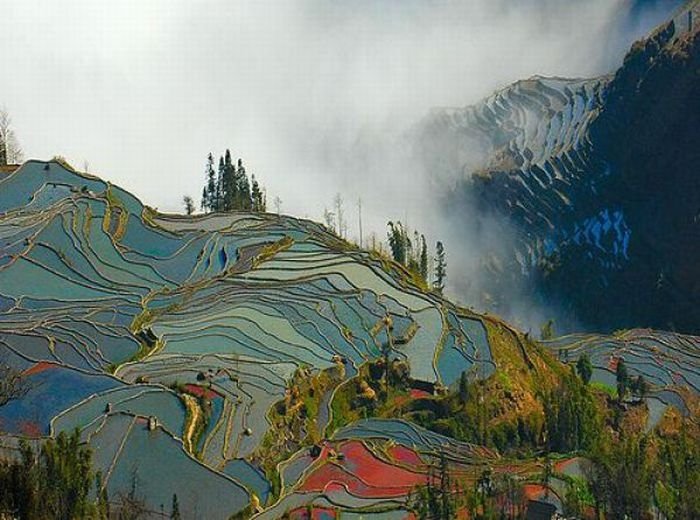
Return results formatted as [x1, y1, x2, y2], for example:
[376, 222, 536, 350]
[0, 0, 679, 331]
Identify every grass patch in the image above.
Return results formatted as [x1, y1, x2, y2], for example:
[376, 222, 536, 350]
[252, 236, 294, 268]
[590, 382, 617, 399]
[251, 364, 345, 502]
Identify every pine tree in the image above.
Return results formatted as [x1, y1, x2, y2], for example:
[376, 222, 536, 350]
[434, 241, 446, 293]
[543, 372, 600, 453]
[576, 354, 593, 385]
[419, 234, 428, 282]
[251, 174, 265, 212]
[236, 158, 252, 210]
[202, 150, 266, 213]
[17, 439, 39, 518]
[387, 222, 407, 265]
[616, 359, 629, 401]
[201, 187, 208, 212]
[458, 370, 469, 404]
[203, 153, 216, 213]
[222, 151, 235, 211]
[0, 429, 111, 518]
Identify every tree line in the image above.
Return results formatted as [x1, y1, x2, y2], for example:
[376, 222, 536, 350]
[407, 351, 699, 519]
[188, 157, 452, 296]
[183, 150, 267, 215]
[318, 195, 448, 294]
[0, 430, 184, 520]
[386, 220, 446, 293]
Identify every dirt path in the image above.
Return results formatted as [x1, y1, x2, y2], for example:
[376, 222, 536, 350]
[182, 394, 201, 453]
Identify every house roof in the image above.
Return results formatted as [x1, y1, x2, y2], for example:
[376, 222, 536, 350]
[526, 499, 557, 520]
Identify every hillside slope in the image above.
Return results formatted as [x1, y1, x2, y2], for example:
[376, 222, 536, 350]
[0, 160, 698, 518]
[420, 1, 700, 333]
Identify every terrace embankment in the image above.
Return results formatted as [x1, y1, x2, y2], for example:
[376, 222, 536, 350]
[1, 159, 698, 518]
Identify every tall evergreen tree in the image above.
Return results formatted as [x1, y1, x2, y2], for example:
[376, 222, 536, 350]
[202, 153, 216, 212]
[236, 158, 252, 211]
[387, 222, 407, 265]
[251, 174, 265, 212]
[41, 430, 94, 519]
[434, 241, 446, 293]
[201, 150, 266, 213]
[419, 234, 428, 282]
[0, 430, 117, 519]
[458, 370, 469, 404]
[201, 187, 208, 212]
[222, 151, 235, 211]
[543, 371, 600, 452]
[616, 359, 629, 401]
[576, 354, 593, 385]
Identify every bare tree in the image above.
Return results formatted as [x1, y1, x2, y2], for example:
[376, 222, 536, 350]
[333, 193, 345, 238]
[357, 197, 363, 248]
[273, 196, 282, 216]
[0, 361, 31, 407]
[182, 195, 195, 215]
[114, 470, 148, 520]
[322, 208, 335, 231]
[0, 108, 23, 166]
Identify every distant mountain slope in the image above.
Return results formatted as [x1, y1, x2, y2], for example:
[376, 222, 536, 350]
[420, 1, 700, 333]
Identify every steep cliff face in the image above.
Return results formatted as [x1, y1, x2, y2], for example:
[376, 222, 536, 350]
[422, 2, 700, 333]
[586, 13, 700, 332]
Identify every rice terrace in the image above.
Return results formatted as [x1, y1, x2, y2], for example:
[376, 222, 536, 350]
[1, 1, 699, 519]
[0, 159, 697, 518]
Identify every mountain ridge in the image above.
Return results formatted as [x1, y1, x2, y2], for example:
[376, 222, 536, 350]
[419, 0, 700, 334]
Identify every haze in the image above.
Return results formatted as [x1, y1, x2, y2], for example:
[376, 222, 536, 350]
[0, 0, 677, 327]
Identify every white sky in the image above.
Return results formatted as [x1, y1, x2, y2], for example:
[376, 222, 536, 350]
[0, 0, 676, 232]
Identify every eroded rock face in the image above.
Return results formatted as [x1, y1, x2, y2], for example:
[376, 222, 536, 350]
[421, 5, 700, 333]
[587, 18, 700, 333]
